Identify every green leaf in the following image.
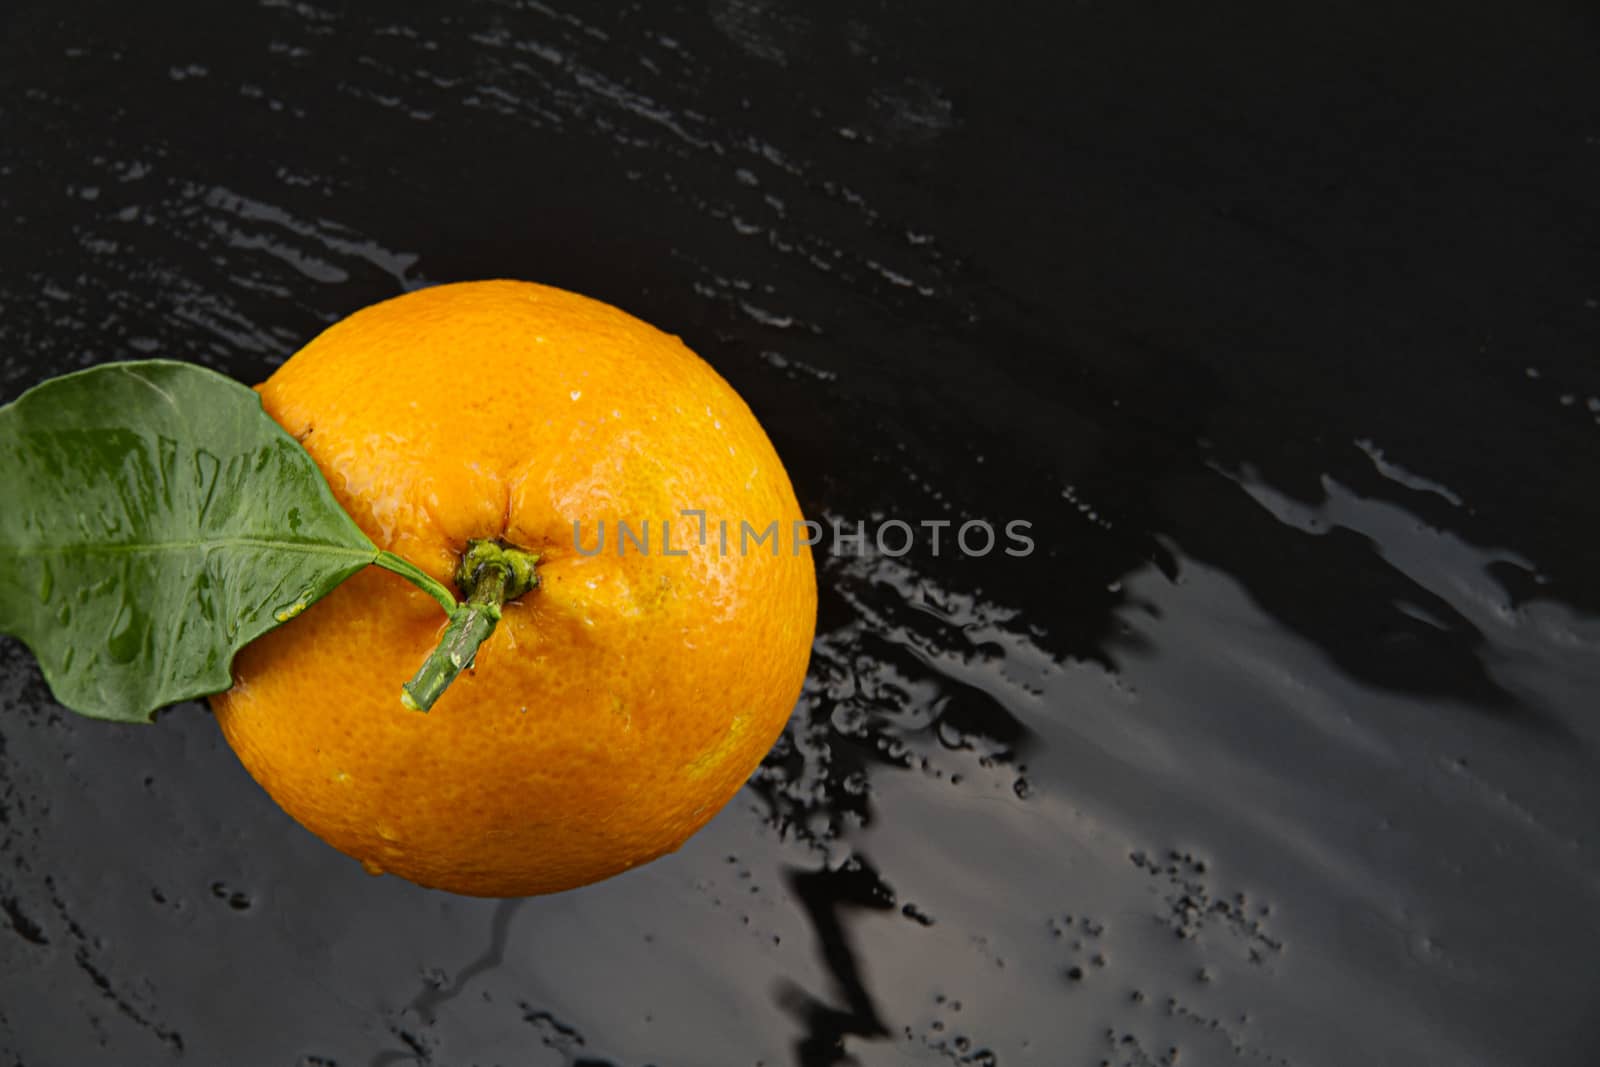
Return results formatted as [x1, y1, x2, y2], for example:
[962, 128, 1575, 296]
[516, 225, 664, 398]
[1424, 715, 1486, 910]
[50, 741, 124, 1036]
[0, 360, 380, 722]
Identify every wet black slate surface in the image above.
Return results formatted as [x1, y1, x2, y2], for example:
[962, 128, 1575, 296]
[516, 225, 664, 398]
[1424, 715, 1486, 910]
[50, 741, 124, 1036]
[3, 2, 1599, 1065]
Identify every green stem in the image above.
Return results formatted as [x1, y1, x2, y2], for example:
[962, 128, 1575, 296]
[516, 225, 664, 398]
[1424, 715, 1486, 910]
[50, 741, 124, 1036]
[399, 570, 502, 711]
[399, 540, 539, 712]
[373, 550, 458, 614]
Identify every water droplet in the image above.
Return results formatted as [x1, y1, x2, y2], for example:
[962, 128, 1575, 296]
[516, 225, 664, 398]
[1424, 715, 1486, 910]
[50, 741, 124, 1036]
[194, 449, 222, 524]
[273, 597, 309, 623]
[210, 881, 254, 911]
[376, 823, 399, 842]
[361, 859, 386, 877]
[37, 563, 53, 603]
[155, 435, 179, 509]
[194, 569, 216, 622]
[106, 597, 143, 663]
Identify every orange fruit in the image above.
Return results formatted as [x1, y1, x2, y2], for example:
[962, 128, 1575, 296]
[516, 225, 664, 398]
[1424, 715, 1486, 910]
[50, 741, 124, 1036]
[210, 280, 816, 897]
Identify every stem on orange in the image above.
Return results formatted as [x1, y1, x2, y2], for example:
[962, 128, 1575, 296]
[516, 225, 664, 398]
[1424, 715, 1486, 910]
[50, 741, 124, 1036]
[400, 540, 539, 712]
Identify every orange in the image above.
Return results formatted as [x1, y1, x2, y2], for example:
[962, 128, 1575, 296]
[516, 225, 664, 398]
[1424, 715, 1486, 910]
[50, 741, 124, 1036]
[210, 280, 816, 897]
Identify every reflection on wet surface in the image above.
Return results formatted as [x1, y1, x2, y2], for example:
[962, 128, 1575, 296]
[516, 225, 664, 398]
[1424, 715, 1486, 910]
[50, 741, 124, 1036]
[3, 1, 1599, 1064]
[3, 480, 1596, 1064]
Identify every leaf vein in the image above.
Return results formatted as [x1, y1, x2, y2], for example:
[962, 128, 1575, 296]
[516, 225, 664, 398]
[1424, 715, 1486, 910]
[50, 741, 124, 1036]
[0, 538, 376, 559]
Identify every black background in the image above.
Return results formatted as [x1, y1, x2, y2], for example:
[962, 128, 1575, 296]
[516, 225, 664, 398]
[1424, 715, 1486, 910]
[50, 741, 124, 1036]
[3, 2, 1599, 1065]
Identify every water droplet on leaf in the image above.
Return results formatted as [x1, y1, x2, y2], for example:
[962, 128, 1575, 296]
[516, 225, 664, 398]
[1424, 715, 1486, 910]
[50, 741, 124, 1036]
[273, 597, 309, 623]
[106, 597, 143, 663]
